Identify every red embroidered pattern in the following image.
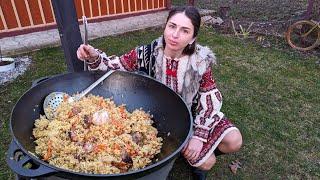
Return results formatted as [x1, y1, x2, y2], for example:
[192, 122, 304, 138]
[165, 58, 171, 87]
[88, 58, 101, 69]
[199, 95, 214, 125]
[199, 117, 205, 125]
[199, 67, 216, 92]
[110, 63, 120, 70]
[119, 49, 138, 71]
[102, 57, 112, 69]
[165, 58, 178, 92]
[171, 60, 178, 92]
[189, 117, 235, 165]
[197, 104, 203, 114]
[204, 95, 213, 120]
[194, 127, 209, 140]
[208, 114, 221, 128]
[215, 91, 222, 102]
[166, 69, 177, 77]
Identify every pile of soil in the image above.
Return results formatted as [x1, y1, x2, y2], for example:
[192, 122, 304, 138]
[195, 0, 320, 55]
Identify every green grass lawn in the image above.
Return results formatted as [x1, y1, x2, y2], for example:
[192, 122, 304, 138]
[0, 27, 319, 179]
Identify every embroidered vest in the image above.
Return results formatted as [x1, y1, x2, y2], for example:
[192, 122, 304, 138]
[136, 36, 216, 109]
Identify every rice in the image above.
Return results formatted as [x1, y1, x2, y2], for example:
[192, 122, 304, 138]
[33, 94, 163, 174]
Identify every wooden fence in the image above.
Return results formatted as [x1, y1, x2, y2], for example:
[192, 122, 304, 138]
[0, 0, 170, 37]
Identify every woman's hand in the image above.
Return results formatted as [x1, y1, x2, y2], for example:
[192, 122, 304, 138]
[77, 44, 99, 62]
[182, 138, 203, 161]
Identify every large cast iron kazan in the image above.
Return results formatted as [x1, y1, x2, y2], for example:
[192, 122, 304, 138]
[6, 71, 192, 179]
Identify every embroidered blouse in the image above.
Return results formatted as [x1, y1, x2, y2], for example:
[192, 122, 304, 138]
[87, 39, 224, 143]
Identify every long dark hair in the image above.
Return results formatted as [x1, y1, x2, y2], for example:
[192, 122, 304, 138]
[163, 6, 201, 55]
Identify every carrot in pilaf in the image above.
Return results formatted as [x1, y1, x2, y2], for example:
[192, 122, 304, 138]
[33, 94, 162, 174]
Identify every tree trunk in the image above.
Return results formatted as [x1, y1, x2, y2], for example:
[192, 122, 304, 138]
[188, 0, 195, 5]
[233, 0, 241, 4]
[304, 0, 314, 19]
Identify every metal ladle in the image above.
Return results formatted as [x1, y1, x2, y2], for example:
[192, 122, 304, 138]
[43, 16, 114, 120]
[83, 16, 88, 71]
[43, 70, 114, 120]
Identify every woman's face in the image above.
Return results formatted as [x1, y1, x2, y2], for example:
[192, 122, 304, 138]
[164, 12, 195, 53]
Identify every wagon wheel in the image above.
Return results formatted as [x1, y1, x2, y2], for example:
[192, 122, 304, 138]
[286, 20, 320, 51]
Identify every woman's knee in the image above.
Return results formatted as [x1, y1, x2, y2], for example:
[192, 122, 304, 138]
[198, 154, 216, 171]
[229, 132, 243, 152]
[223, 130, 243, 152]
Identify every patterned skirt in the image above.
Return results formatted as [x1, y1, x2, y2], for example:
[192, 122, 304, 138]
[188, 117, 238, 167]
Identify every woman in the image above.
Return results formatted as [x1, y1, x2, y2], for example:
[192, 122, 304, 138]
[77, 6, 242, 179]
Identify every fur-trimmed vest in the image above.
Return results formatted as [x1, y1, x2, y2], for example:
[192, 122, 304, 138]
[136, 36, 216, 108]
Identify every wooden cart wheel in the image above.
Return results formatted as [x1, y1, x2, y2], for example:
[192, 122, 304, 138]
[286, 20, 320, 51]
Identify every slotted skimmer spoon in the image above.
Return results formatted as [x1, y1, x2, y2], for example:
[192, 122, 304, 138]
[43, 16, 112, 120]
[43, 70, 114, 120]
